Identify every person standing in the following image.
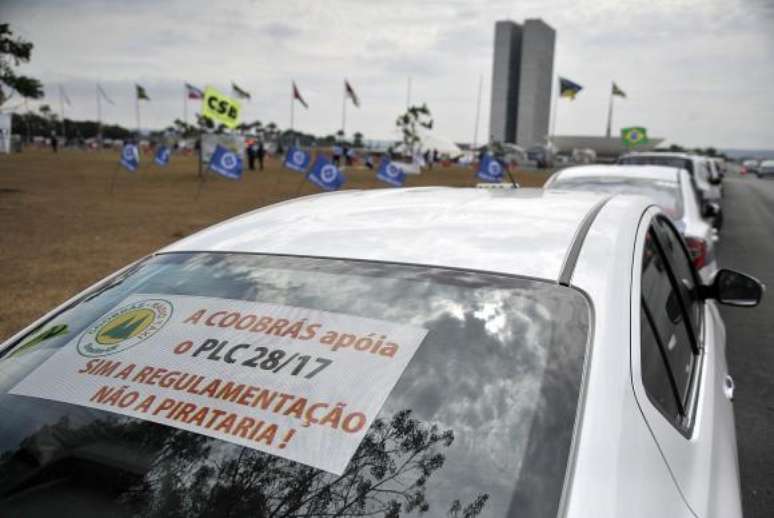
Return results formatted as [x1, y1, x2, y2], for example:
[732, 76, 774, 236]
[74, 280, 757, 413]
[50, 131, 58, 153]
[257, 141, 265, 171]
[246, 141, 256, 171]
[332, 143, 342, 166]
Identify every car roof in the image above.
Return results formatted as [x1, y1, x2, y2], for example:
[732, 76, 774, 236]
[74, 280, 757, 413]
[621, 151, 699, 161]
[552, 165, 682, 182]
[161, 187, 650, 281]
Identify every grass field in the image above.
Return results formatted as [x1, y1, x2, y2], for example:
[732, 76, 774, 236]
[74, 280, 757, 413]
[0, 148, 550, 342]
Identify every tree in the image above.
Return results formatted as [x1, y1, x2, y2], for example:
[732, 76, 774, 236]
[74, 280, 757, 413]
[38, 104, 53, 118]
[0, 23, 44, 106]
[353, 131, 364, 148]
[1, 410, 489, 517]
[170, 118, 199, 138]
[396, 104, 432, 157]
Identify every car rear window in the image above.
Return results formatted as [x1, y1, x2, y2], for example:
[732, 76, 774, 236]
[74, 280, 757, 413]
[0, 252, 591, 518]
[549, 176, 684, 219]
[618, 156, 694, 175]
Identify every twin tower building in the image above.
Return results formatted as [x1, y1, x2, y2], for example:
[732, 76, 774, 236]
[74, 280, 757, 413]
[489, 19, 556, 148]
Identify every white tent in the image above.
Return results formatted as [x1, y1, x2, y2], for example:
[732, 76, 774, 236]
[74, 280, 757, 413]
[394, 128, 462, 158]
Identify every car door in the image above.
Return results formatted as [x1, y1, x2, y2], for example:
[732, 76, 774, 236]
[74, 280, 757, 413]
[631, 213, 741, 518]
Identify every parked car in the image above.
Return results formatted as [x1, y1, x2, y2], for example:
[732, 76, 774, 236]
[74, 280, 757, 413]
[617, 152, 721, 205]
[544, 165, 720, 281]
[526, 144, 555, 168]
[701, 156, 723, 203]
[0, 189, 762, 518]
[756, 159, 774, 178]
[710, 157, 727, 179]
[742, 159, 760, 175]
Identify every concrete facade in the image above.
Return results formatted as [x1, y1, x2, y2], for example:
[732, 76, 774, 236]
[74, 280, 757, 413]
[489, 18, 555, 148]
[489, 21, 521, 144]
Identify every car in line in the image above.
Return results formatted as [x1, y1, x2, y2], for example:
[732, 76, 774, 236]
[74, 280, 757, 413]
[756, 159, 774, 178]
[544, 165, 719, 282]
[617, 152, 722, 205]
[0, 188, 763, 518]
[741, 159, 760, 175]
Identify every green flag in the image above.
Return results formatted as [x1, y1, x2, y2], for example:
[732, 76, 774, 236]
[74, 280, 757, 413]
[621, 126, 648, 147]
[136, 84, 150, 100]
[612, 82, 626, 98]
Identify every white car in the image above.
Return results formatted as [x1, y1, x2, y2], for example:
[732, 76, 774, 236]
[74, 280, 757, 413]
[0, 189, 763, 518]
[742, 159, 760, 175]
[757, 159, 774, 178]
[544, 165, 719, 282]
[618, 152, 722, 204]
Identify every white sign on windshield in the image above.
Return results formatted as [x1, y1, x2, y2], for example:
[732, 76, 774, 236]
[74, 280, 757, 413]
[10, 294, 428, 475]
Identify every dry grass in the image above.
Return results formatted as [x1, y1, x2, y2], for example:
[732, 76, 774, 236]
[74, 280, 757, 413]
[0, 148, 550, 341]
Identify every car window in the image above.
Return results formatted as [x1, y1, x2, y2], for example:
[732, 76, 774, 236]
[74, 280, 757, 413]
[652, 217, 702, 343]
[549, 176, 683, 219]
[0, 252, 591, 518]
[641, 305, 682, 419]
[618, 156, 693, 175]
[640, 228, 699, 428]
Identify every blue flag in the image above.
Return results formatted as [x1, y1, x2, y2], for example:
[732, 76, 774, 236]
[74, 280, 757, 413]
[283, 147, 311, 173]
[119, 143, 139, 172]
[208, 144, 243, 180]
[154, 146, 171, 166]
[376, 158, 406, 187]
[477, 154, 505, 182]
[307, 156, 345, 191]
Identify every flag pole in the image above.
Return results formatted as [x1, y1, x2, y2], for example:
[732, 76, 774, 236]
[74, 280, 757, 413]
[290, 90, 295, 132]
[135, 93, 141, 137]
[58, 86, 66, 142]
[605, 84, 614, 138]
[183, 84, 188, 125]
[472, 74, 483, 150]
[341, 81, 347, 137]
[96, 84, 102, 145]
[550, 77, 559, 138]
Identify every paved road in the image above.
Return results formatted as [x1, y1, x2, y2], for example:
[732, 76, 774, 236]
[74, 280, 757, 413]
[717, 173, 774, 517]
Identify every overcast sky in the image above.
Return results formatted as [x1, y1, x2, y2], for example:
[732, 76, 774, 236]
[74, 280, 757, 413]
[3, 0, 773, 148]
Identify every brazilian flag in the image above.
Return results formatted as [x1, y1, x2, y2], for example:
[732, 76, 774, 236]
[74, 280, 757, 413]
[621, 126, 648, 147]
[559, 77, 583, 100]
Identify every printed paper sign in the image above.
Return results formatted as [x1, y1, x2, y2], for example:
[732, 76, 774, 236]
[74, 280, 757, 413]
[10, 294, 428, 475]
[201, 86, 241, 128]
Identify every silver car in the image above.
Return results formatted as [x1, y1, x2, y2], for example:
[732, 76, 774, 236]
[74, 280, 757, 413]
[545, 165, 719, 282]
[617, 152, 722, 205]
[756, 159, 774, 178]
[0, 188, 763, 517]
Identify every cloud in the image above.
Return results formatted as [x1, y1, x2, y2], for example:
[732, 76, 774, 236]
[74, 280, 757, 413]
[2, 0, 773, 147]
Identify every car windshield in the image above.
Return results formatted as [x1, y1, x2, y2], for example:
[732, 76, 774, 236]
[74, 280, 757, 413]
[618, 156, 694, 175]
[550, 176, 683, 219]
[0, 252, 590, 518]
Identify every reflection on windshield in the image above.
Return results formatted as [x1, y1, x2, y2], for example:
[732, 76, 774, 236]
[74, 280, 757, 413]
[551, 176, 682, 218]
[0, 253, 590, 517]
[618, 156, 693, 174]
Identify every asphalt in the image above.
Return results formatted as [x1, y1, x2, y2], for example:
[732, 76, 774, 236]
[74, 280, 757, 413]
[717, 171, 774, 517]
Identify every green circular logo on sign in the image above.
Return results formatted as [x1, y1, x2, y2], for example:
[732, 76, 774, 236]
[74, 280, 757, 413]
[77, 299, 173, 357]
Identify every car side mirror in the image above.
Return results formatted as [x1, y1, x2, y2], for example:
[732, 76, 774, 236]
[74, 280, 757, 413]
[703, 269, 765, 307]
[702, 203, 718, 218]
